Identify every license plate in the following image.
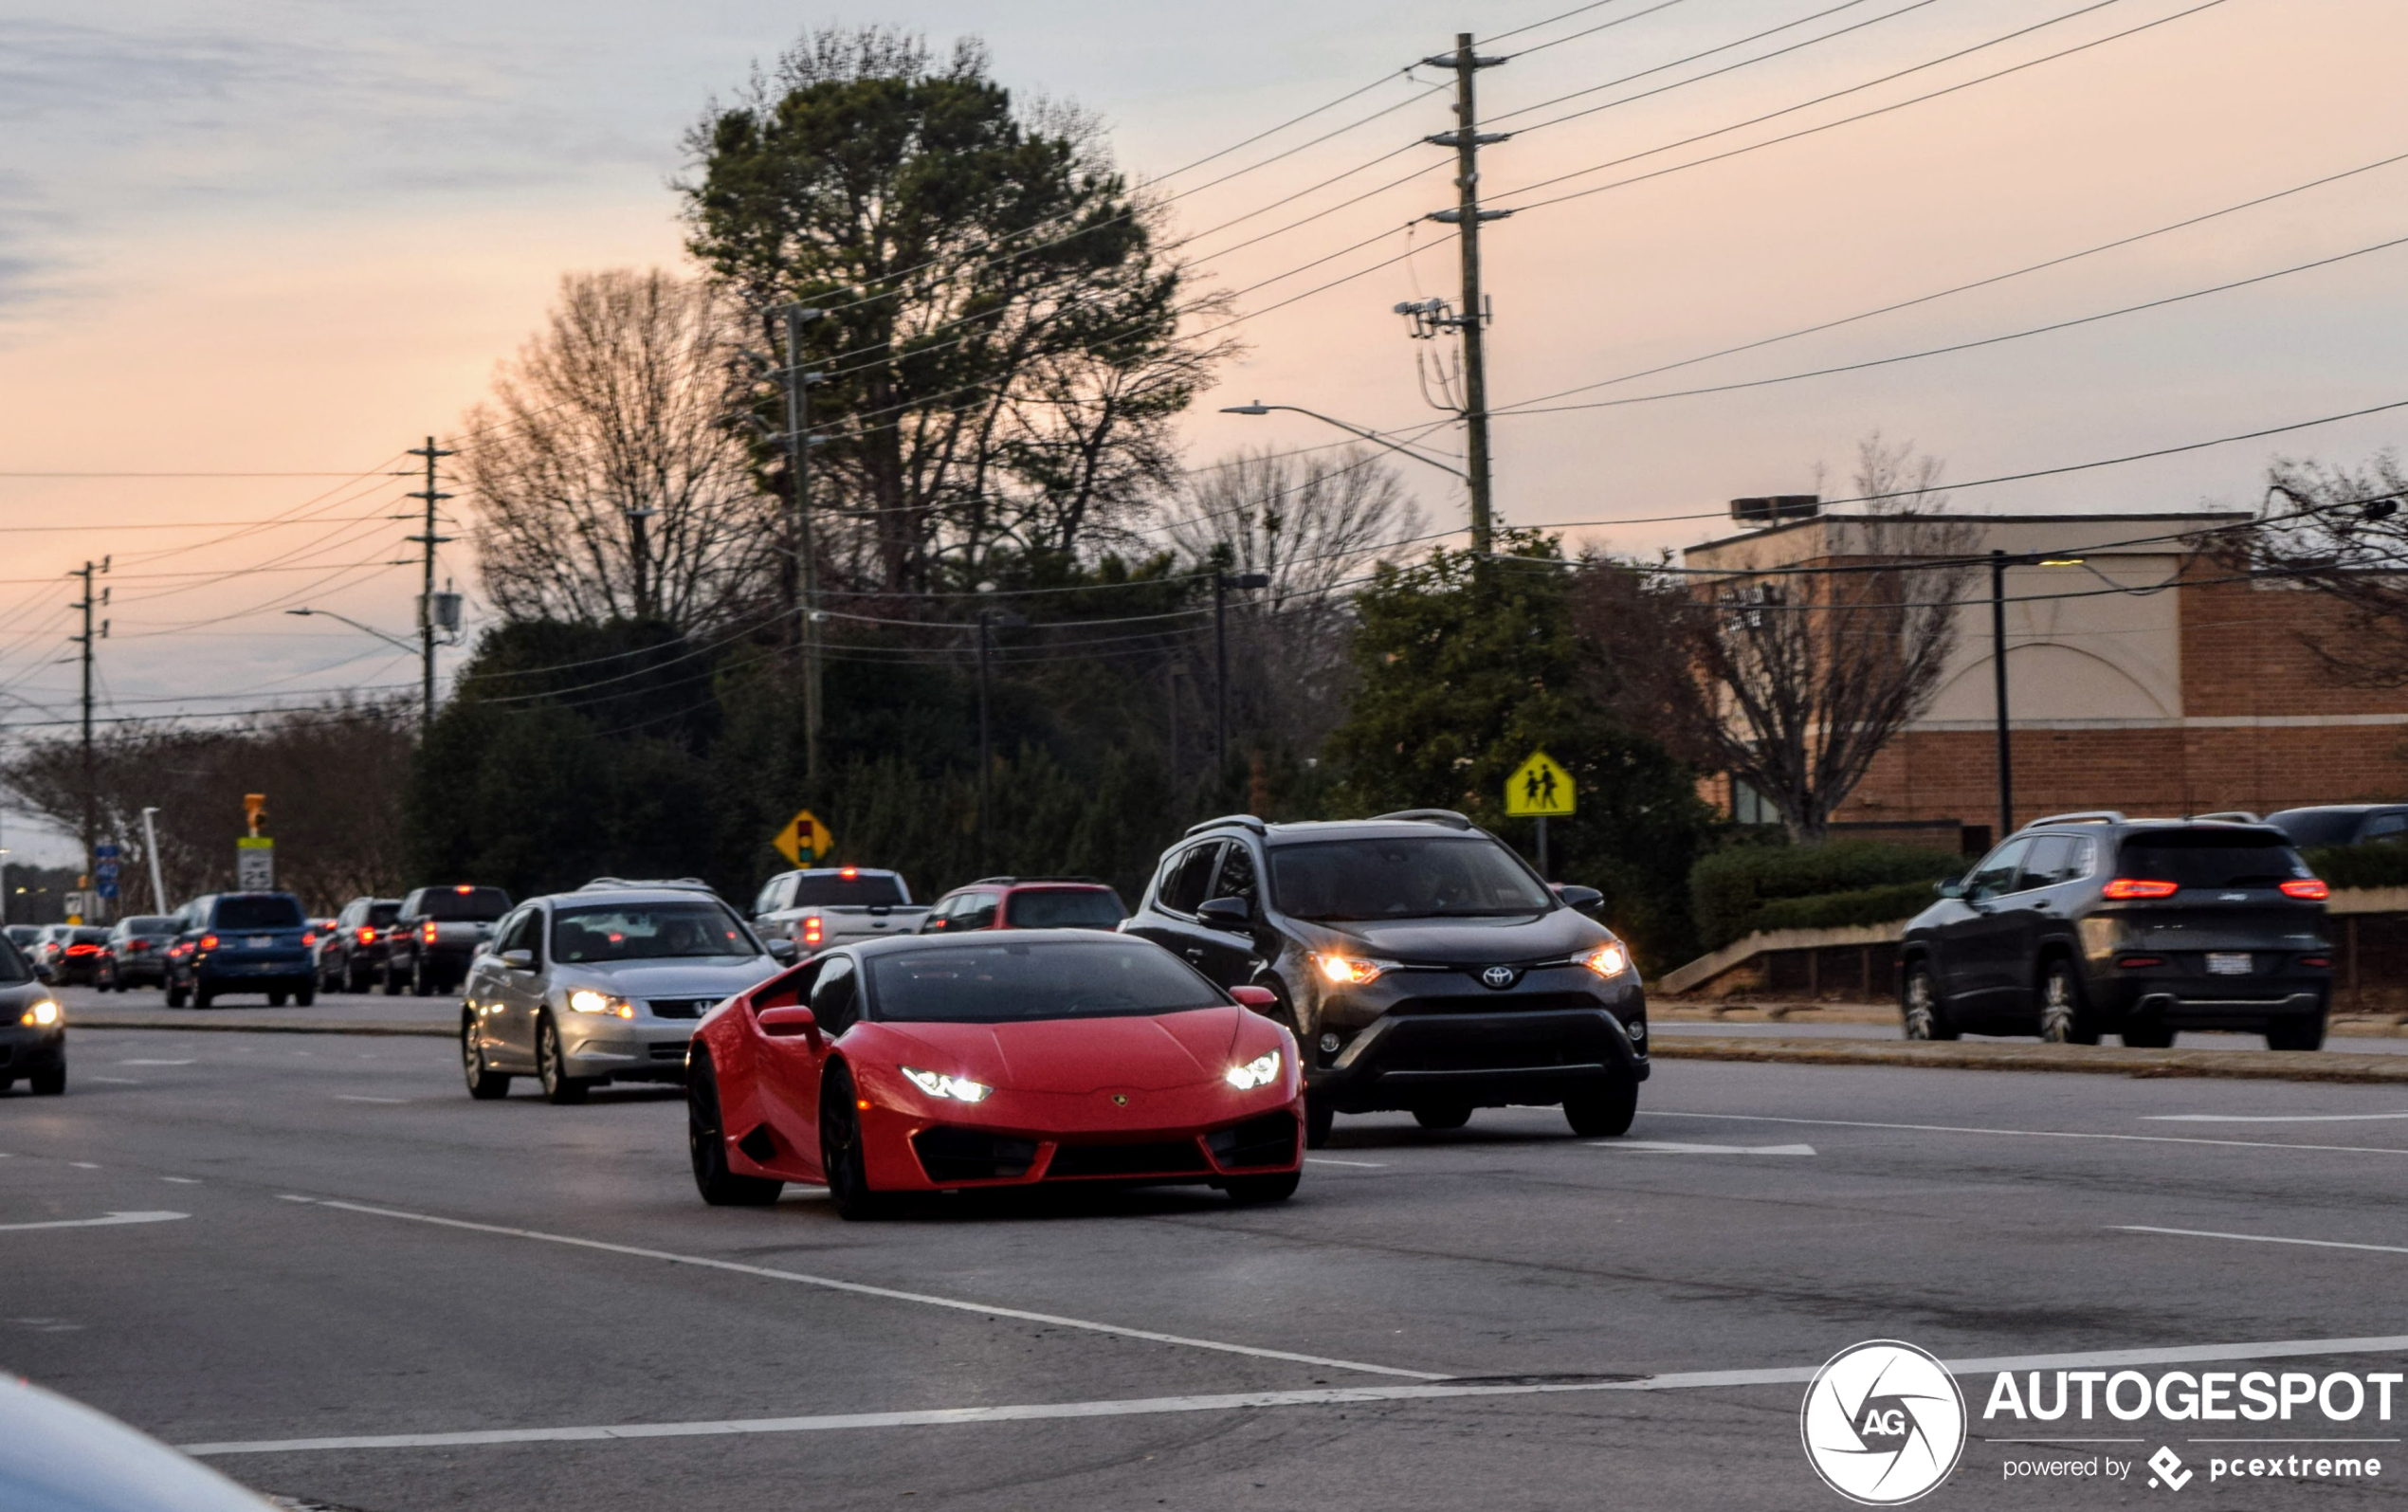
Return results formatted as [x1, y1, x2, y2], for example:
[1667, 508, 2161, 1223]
[247, 936, 273, 948]
[2206, 952, 2252, 975]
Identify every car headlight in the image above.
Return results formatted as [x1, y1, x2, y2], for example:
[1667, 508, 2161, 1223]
[566, 989, 634, 1019]
[1313, 954, 1391, 986]
[901, 1066, 993, 1102]
[1583, 944, 1629, 979]
[1225, 1049, 1282, 1090]
[19, 1000, 60, 1028]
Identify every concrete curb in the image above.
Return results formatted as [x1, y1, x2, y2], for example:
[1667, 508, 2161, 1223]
[1651, 1036, 2408, 1084]
[68, 1015, 450, 1038]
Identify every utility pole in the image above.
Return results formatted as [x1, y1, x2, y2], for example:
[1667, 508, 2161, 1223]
[1213, 571, 1270, 773]
[971, 607, 1027, 873]
[778, 305, 826, 785]
[1990, 549, 2014, 842]
[1423, 32, 1509, 556]
[69, 558, 107, 912]
[406, 438, 453, 731]
[140, 806, 166, 914]
[624, 507, 658, 620]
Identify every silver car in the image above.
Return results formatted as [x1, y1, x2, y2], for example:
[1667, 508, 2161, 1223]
[458, 881, 794, 1104]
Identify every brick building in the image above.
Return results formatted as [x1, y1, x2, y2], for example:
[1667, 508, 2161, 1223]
[1682, 510, 2408, 847]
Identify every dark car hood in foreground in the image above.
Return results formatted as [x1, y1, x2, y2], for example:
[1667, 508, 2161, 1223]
[1305, 908, 1607, 967]
[876, 1006, 1248, 1094]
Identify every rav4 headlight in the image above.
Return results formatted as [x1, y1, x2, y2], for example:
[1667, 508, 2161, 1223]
[20, 999, 60, 1028]
[1225, 1049, 1282, 1090]
[901, 1066, 993, 1102]
[1313, 954, 1393, 986]
[1582, 944, 1629, 979]
[567, 989, 635, 1019]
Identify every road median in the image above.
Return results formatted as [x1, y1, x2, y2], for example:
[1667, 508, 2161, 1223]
[1652, 1035, 2408, 1084]
[65, 1010, 451, 1038]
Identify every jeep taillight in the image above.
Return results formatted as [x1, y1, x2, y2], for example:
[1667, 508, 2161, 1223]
[2101, 879, 2179, 900]
[2279, 879, 2329, 901]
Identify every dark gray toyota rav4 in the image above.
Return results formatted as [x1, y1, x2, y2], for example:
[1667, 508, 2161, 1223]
[1122, 811, 1647, 1145]
[1899, 812, 2332, 1049]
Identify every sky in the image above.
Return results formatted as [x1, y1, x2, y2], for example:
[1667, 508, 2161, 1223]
[3, 0, 2406, 861]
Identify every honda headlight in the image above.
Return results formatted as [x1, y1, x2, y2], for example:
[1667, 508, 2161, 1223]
[1225, 1049, 1282, 1090]
[901, 1066, 993, 1102]
[1582, 944, 1629, 979]
[1313, 954, 1392, 986]
[20, 999, 60, 1028]
[567, 989, 634, 1019]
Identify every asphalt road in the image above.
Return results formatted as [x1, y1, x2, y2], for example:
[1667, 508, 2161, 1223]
[6, 1005, 2408, 1509]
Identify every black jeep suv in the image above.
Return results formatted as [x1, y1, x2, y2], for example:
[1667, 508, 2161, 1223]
[1122, 811, 1647, 1145]
[1899, 813, 2332, 1049]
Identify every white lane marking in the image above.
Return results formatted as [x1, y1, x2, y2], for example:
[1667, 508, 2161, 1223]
[2145, 1111, 2408, 1123]
[118, 1059, 193, 1066]
[1651, 1110, 2408, 1157]
[87, 1077, 140, 1084]
[1608, 1140, 1816, 1156]
[179, 1333, 2408, 1457]
[0, 1211, 187, 1233]
[1305, 1157, 1388, 1168]
[2117, 1225, 2408, 1257]
[282, 1195, 1442, 1380]
[161, 1176, 200, 1185]
[331, 1095, 407, 1104]
[67, 1161, 100, 1169]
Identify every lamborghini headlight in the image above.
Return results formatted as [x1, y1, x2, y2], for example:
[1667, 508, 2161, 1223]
[567, 989, 634, 1019]
[901, 1066, 993, 1102]
[19, 999, 60, 1028]
[1225, 1049, 1282, 1090]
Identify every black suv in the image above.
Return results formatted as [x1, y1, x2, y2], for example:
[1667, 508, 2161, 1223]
[1122, 811, 1646, 1145]
[317, 896, 402, 994]
[383, 885, 512, 996]
[1899, 813, 2332, 1049]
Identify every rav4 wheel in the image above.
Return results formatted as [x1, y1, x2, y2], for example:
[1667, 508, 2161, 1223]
[536, 1015, 588, 1104]
[28, 1066, 64, 1097]
[2037, 958, 2099, 1045]
[1414, 1103, 1472, 1131]
[462, 1018, 511, 1101]
[1304, 1099, 1334, 1150]
[819, 1064, 892, 1221]
[1224, 1171, 1300, 1204]
[687, 1053, 781, 1205]
[1901, 960, 1959, 1041]
[2123, 1020, 2176, 1049]
[1563, 1079, 1638, 1138]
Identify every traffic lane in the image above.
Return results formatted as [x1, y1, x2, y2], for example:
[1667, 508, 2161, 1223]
[1653, 1018, 2408, 1053]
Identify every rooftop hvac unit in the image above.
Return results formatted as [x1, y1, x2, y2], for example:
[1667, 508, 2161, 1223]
[1728, 494, 1820, 524]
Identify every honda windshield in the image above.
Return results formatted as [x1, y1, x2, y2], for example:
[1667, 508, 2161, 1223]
[1268, 835, 1554, 920]
[551, 902, 757, 963]
[867, 939, 1220, 1022]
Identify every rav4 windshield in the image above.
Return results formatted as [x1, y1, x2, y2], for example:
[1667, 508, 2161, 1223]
[1003, 889, 1126, 929]
[552, 902, 756, 964]
[2117, 832, 2311, 888]
[212, 896, 303, 930]
[791, 874, 908, 907]
[1269, 835, 1554, 920]
[868, 939, 1219, 1022]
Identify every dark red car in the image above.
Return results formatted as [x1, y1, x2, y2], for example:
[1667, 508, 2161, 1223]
[919, 877, 1126, 935]
[685, 931, 1302, 1218]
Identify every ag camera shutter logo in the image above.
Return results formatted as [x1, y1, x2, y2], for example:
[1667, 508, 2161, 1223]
[1801, 1340, 1967, 1504]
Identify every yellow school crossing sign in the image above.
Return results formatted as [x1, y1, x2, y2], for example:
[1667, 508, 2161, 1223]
[1504, 751, 1575, 818]
[772, 809, 834, 866]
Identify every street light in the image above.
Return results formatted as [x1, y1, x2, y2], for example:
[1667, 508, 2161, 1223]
[1219, 402, 1468, 481]
[284, 608, 419, 654]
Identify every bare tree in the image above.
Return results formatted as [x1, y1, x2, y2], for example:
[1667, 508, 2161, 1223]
[1578, 435, 1974, 842]
[463, 269, 775, 632]
[1164, 446, 1426, 753]
[2248, 451, 2408, 685]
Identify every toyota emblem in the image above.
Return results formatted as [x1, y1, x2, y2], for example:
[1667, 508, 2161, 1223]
[1480, 965, 1518, 990]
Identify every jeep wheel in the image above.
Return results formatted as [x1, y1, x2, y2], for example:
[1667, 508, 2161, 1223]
[2266, 1011, 2326, 1052]
[1901, 960, 1959, 1041]
[2123, 1021, 2176, 1049]
[2037, 959, 2098, 1045]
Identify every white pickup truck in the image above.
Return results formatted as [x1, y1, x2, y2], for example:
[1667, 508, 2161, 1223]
[749, 867, 932, 956]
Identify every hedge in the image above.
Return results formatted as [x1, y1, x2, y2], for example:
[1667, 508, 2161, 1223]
[2302, 843, 2408, 891]
[1748, 881, 1946, 937]
[1691, 839, 1963, 949]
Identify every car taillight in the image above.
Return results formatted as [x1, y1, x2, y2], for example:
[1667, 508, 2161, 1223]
[801, 916, 824, 947]
[66, 943, 97, 956]
[358, 926, 376, 943]
[423, 920, 438, 942]
[2301, 955, 2332, 968]
[199, 934, 218, 950]
[2101, 878, 2179, 900]
[2117, 956, 2165, 969]
[129, 938, 147, 950]
[839, 867, 858, 879]
[2279, 879, 2329, 901]
[301, 931, 317, 946]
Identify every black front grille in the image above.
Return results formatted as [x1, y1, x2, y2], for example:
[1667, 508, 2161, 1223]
[646, 998, 714, 1019]
[1206, 1112, 1298, 1169]
[913, 1126, 1039, 1182]
[649, 1043, 688, 1060]
[1047, 1139, 1210, 1178]
[1388, 991, 1602, 1016]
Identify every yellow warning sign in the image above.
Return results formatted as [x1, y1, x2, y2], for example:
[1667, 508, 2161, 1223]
[772, 809, 834, 866]
[1504, 751, 1575, 818]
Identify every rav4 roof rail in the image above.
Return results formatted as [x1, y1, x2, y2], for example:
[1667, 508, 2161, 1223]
[1184, 814, 1268, 837]
[2192, 811, 2264, 824]
[578, 876, 716, 892]
[972, 875, 1106, 886]
[1373, 808, 1475, 830]
[2017, 811, 2126, 829]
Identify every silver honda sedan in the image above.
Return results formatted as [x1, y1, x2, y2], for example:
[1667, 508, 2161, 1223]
[458, 881, 793, 1104]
